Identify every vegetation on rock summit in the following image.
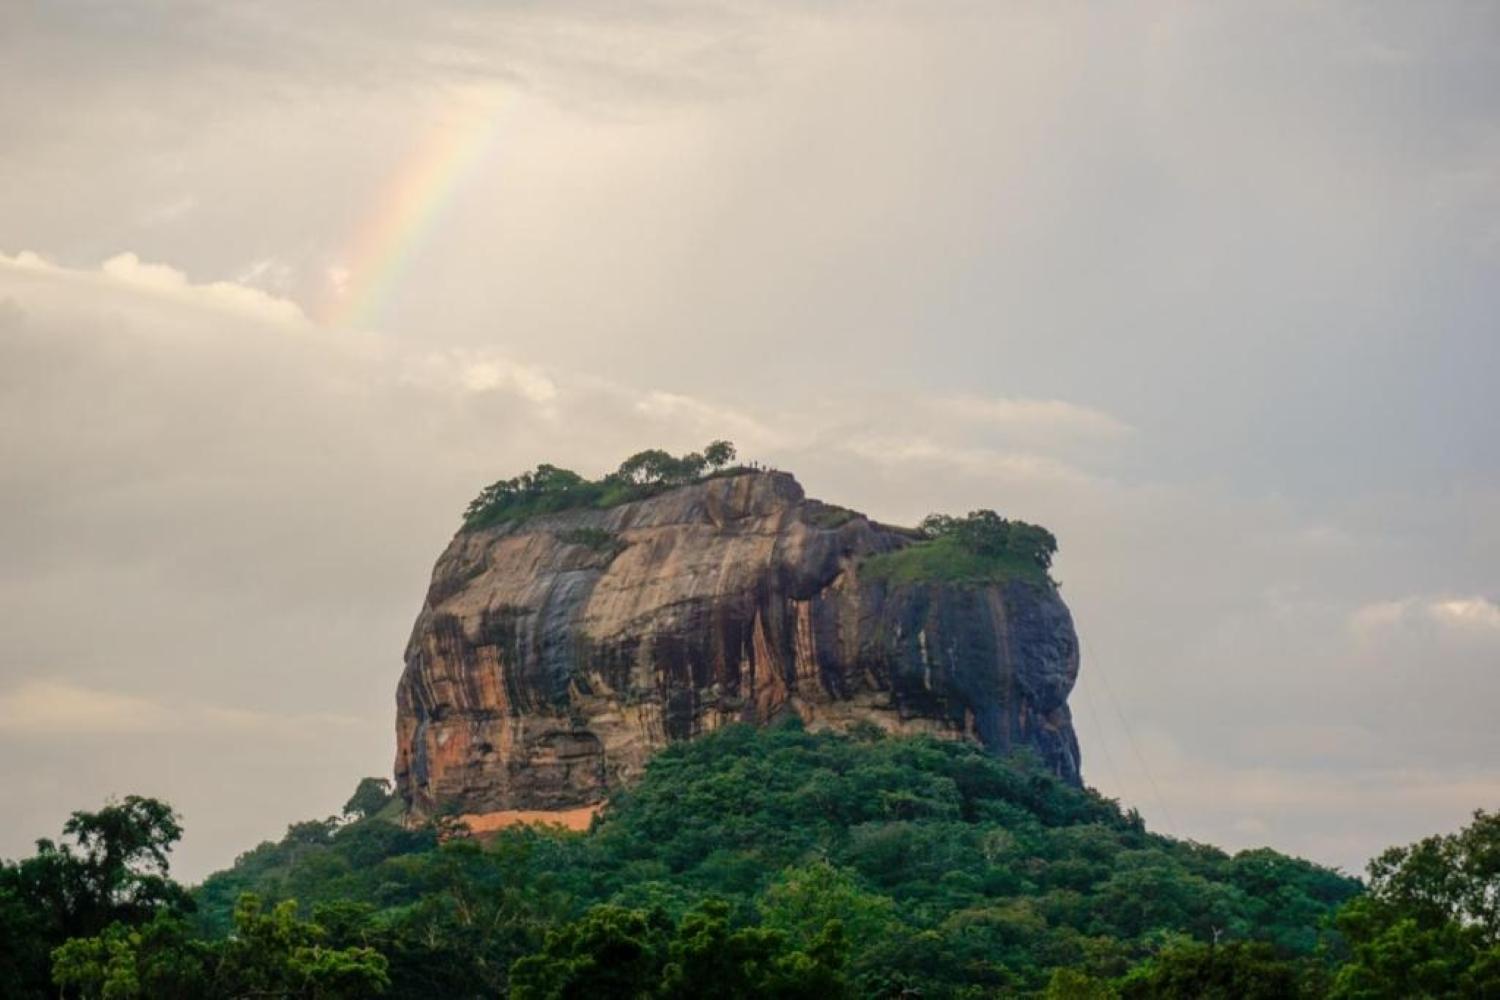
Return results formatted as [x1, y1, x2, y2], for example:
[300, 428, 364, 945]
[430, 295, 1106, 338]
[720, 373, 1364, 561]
[862, 510, 1061, 589]
[461, 440, 740, 531]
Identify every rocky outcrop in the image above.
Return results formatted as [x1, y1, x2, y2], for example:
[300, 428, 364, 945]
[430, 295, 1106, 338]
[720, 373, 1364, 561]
[394, 471, 1082, 818]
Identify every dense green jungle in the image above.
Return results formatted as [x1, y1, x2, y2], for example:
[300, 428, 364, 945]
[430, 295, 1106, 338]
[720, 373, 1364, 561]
[4, 722, 1497, 998]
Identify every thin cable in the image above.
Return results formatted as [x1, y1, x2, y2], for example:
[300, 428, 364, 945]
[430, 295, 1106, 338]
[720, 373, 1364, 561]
[1080, 634, 1179, 837]
[1078, 671, 1126, 806]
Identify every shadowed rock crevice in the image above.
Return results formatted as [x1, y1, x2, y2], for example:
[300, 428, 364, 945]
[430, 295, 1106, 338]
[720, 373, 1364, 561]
[394, 471, 1082, 818]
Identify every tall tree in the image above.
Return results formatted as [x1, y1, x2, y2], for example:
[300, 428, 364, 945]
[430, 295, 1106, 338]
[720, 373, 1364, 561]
[0, 796, 190, 998]
[343, 778, 394, 821]
[702, 440, 736, 470]
[1332, 809, 1500, 998]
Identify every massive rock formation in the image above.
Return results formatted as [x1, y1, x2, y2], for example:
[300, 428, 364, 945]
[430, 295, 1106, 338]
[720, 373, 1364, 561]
[394, 471, 1081, 819]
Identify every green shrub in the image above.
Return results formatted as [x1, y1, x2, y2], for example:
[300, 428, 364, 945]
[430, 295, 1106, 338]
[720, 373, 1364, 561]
[462, 442, 740, 531]
[805, 503, 860, 530]
[557, 528, 627, 560]
[861, 534, 1052, 587]
[861, 510, 1058, 588]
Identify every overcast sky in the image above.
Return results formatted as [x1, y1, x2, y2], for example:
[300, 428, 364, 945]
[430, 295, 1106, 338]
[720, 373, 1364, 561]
[2, 1, 1497, 881]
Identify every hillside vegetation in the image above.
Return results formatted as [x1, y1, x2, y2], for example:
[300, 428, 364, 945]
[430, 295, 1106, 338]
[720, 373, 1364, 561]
[6, 723, 1497, 997]
[190, 723, 1357, 997]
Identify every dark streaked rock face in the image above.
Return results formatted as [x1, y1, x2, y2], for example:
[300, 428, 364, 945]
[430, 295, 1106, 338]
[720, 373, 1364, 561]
[394, 471, 1081, 818]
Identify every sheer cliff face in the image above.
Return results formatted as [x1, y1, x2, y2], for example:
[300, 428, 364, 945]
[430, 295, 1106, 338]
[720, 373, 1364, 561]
[394, 472, 1082, 817]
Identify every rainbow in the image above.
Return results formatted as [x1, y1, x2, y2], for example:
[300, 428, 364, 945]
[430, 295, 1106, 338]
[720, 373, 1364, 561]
[318, 93, 505, 329]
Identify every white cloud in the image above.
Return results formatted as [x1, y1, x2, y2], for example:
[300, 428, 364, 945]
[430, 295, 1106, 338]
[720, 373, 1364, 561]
[1428, 597, 1500, 631]
[399, 350, 560, 403]
[462, 359, 556, 401]
[1350, 595, 1500, 637]
[0, 250, 51, 271]
[100, 252, 307, 326]
[632, 390, 778, 446]
[840, 434, 1094, 485]
[99, 252, 195, 292]
[1349, 598, 1415, 635]
[931, 394, 1132, 439]
[235, 257, 294, 294]
[0, 679, 360, 738]
[1, 250, 307, 327]
[325, 266, 351, 298]
[0, 680, 168, 735]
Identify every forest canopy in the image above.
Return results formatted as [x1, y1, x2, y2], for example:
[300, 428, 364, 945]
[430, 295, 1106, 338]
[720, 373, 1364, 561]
[26, 724, 1494, 998]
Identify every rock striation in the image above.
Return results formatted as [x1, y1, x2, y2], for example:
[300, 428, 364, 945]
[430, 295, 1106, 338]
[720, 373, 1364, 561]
[394, 471, 1082, 818]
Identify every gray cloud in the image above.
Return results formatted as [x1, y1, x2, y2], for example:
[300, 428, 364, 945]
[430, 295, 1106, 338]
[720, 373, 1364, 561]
[1, 1, 1497, 879]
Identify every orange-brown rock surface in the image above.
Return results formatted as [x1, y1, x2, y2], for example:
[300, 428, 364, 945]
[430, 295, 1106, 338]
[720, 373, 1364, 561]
[394, 471, 1082, 818]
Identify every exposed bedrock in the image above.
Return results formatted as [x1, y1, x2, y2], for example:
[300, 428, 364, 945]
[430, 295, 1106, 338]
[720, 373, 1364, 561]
[394, 471, 1082, 817]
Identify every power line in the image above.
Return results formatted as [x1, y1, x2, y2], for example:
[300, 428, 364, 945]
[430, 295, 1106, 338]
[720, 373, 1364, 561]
[1080, 634, 1179, 837]
[1078, 669, 1126, 806]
